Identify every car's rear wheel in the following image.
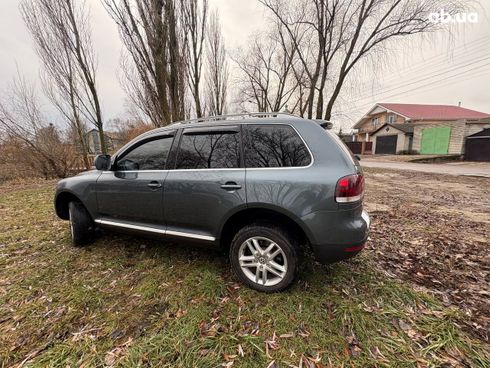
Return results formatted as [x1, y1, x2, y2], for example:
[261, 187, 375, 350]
[68, 201, 94, 246]
[230, 224, 299, 292]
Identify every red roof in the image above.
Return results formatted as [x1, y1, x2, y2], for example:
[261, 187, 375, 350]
[379, 103, 490, 121]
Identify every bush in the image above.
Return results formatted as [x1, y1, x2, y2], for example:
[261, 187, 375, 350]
[0, 128, 81, 181]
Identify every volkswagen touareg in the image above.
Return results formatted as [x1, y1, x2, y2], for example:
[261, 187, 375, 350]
[55, 113, 370, 292]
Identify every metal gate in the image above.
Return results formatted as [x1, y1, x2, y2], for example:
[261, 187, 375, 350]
[465, 129, 490, 161]
[420, 126, 451, 154]
[375, 135, 397, 154]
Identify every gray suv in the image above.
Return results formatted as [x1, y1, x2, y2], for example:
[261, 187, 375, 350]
[54, 113, 369, 292]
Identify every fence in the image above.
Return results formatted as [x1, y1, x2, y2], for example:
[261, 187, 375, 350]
[345, 141, 373, 155]
[70, 154, 96, 171]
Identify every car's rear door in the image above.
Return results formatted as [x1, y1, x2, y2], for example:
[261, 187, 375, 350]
[96, 132, 176, 227]
[163, 125, 246, 242]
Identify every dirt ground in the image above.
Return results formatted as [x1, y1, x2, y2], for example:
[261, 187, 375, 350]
[359, 154, 442, 162]
[363, 167, 490, 342]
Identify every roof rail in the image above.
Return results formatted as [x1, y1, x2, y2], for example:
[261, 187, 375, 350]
[175, 112, 299, 125]
[312, 119, 333, 129]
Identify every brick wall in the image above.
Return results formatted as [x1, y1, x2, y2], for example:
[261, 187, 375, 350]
[412, 120, 466, 154]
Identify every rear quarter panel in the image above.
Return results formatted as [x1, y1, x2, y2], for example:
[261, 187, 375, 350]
[245, 120, 358, 218]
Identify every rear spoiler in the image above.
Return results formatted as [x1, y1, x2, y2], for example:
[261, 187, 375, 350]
[313, 120, 333, 129]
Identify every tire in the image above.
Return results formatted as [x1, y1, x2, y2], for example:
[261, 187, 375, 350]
[230, 224, 300, 292]
[68, 201, 94, 246]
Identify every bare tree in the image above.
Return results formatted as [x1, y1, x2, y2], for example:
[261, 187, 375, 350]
[0, 75, 76, 178]
[206, 10, 228, 116]
[21, 0, 90, 167]
[182, 0, 208, 118]
[233, 23, 301, 113]
[21, 0, 107, 154]
[260, 0, 468, 120]
[104, 0, 187, 127]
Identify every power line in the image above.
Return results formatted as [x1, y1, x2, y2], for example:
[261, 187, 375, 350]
[350, 55, 490, 104]
[342, 62, 490, 115]
[351, 39, 490, 100]
[356, 35, 490, 89]
[383, 70, 490, 103]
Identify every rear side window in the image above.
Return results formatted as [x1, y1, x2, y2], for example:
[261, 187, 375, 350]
[116, 136, 174, 171]
[175, 132, 240, 169]
[243, 125, 311, 168]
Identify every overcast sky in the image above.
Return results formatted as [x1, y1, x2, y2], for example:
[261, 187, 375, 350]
[0, 0, 489, 130]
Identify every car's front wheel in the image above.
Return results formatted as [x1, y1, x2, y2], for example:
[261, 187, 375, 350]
[230, 224, 299, 292]
[68, 201, 94, 246]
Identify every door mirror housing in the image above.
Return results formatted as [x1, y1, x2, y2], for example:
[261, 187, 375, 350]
[94, 154, 111, 171]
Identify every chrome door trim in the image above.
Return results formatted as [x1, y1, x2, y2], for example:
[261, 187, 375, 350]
[94, 219, 166, 234]
[166, 229, 215, 241]
[94, 219, 215, 241]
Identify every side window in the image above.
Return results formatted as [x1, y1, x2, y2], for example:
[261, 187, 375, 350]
[116, 136, 174, 171]
[175, 132, 240, 169]
[244, 125, 311, 168]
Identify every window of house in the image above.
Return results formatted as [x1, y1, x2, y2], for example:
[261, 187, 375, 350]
[388, 115, 396, 124]
[243, 125, 311, 168]
[116, 136, 174, 171]
[175, 132, 240, 169]
[372, 117, 379, 128]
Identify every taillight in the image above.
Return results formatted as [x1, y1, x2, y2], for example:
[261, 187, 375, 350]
[335, 174, 364, 203]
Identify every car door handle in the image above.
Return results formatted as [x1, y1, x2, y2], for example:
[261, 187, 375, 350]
[147, 181, 162, 189]
[220, 182, 241, 190]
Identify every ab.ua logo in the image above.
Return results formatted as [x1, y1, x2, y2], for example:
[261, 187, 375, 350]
[428, 9, 479, 24]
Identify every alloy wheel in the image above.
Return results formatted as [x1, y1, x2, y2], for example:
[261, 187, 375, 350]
[238, 236, 288, 286]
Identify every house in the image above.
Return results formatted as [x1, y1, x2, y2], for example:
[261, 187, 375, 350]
[85, 129, 124, 154]
[353, 103, 490, 155]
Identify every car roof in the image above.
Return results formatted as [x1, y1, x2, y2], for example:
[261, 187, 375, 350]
[113, 113, 332, 157]
[114, 112, 332, 156]
[140, 113, 319, 138]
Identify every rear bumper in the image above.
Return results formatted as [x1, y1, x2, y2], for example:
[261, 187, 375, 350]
[302, 208, 370, 264]
[311, 238, 368, 264]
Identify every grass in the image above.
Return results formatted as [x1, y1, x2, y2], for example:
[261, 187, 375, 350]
[0, 183, 488, 367]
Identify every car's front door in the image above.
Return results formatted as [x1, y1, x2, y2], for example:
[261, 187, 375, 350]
[163, 126, 246, 242]
[96, 133, 175, 226]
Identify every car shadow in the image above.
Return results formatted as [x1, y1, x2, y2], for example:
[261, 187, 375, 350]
[83, 228, 360, 295]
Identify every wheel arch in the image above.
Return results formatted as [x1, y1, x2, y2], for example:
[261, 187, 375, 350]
[55, 191, 83, 220]
[219, 205, 313, 250]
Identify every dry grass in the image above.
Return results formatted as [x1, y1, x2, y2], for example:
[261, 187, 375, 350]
[0, 175, 489, 367]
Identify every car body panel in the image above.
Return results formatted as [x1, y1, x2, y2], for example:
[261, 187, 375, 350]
[96, 170, 168, 225]
[55, 170, 101, 220]
[163, 169, 246, 241]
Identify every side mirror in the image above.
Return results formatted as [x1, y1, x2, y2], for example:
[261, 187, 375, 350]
[94, 154, 111, 171]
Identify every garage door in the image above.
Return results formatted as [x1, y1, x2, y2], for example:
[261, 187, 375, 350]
[465, 138, 490, 161]
[420, 126, 451, 154]
[375, 135, 397, 154]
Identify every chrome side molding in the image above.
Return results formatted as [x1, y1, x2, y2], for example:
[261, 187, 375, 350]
[94, 219, 215, 241]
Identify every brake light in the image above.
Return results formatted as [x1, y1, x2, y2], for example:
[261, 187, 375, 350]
[335, 174, 364, 203]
